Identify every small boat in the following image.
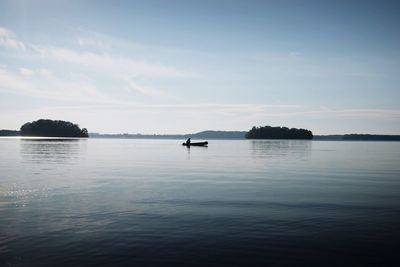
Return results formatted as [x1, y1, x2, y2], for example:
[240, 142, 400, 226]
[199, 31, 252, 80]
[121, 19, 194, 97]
[182, 141, 208, 147]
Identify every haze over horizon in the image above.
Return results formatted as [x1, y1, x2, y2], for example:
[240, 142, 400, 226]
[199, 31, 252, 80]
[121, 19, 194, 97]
[1, 0, 399, 135]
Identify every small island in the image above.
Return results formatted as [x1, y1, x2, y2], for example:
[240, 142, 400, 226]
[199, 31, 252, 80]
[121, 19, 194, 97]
[246, 126, 313, 139]
[20, 119, 88, 138]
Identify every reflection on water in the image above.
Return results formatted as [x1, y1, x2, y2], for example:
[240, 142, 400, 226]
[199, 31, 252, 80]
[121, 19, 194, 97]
[0, 138, 400, 266]
[2, 138, 87, 212]
[250, 140, 312, 159]
[183, 143, 208, 159]
[20, 139, 85, 164]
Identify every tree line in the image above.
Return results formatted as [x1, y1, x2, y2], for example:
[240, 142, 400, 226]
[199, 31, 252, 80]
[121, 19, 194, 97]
[245, 126, 313, 139]
[20, 119, 88, 138]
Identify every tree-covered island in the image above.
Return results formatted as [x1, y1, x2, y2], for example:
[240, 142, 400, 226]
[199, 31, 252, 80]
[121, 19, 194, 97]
[246, 126, 313, 139]
[20, 119, 88, 138]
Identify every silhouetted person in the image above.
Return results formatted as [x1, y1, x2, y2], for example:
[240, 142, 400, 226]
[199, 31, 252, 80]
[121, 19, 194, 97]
[186, 138, 191, 145]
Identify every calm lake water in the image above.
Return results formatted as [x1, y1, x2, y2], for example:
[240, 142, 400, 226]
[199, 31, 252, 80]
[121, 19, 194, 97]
[1, 138, 400, 266]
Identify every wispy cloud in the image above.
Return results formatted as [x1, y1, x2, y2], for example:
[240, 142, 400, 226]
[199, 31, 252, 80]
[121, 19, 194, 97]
[122, 77, 166, 97]
[19, 67, 34, 76]
[32, 45, 187, 78]
[0, 67, 115, 103]
[0, 68, 31, 92]
[0, 26, 196, 100]
[0, 27, 26, 51]
[25, 103, 300, 115]
[266, 108, 400, 120]
[77, 36, 108, 49]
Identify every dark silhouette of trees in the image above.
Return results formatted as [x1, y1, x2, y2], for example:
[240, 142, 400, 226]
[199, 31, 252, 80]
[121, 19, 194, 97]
[246, 126, 313, 139]
[343, 134, 400, 141]
[20, 119, 89, 137]
[0, 130, 20, 136]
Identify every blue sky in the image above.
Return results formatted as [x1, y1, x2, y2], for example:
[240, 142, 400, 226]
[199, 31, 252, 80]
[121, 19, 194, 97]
[0, 0, 399, 134]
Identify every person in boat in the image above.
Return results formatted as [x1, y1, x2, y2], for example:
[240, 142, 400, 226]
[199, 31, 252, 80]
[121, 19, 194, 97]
[185, 138, 191, 145]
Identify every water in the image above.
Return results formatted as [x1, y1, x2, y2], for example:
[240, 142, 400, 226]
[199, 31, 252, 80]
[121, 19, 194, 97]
[1, 138, 400, 266]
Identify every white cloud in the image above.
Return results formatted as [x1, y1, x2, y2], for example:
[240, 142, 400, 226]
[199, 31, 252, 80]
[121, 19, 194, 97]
[28, 103, 298, 116]
[77, 37, 108, 48]
[0, 27, 11, 36]
[0, 27, 26, 51]
[0, 68, 32, 92]
[116, 75, 167, 97]
[0, 67, 115, 103]
[0, 26, 198, 102]
[1, 26, 190, 82]
[19, 67, 34, 76]
[37, 68, 52, 77]
[32, 45, 187, 78]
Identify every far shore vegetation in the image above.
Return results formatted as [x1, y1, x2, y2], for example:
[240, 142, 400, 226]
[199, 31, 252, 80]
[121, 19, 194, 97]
[0, 130, 19, 136]
[1, 120, 400, 141]
[19, 119, 88, 138]
[246, 126, 313, 140]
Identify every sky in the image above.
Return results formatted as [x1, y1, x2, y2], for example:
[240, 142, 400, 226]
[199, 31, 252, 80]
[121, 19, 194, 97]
[0, 0, 399, 134]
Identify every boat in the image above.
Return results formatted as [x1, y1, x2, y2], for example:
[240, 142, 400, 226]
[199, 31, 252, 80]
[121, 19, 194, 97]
[182, 141, 208, 147]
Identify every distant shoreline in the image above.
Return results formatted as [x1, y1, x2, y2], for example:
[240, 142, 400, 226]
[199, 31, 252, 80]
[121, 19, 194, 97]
[2, 130, 400, 141]
[313, 134, 400, 141]
[90, 134, 400, 141]
[89, 132, 400, 141]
